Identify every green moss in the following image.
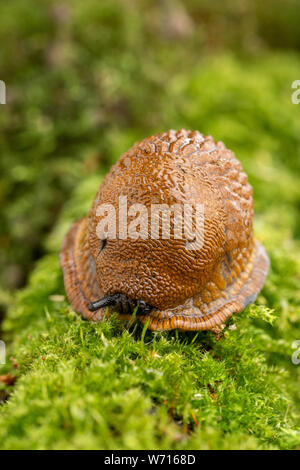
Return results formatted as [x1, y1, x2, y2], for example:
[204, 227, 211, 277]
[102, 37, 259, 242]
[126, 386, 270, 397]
[1, 235, 300, 449]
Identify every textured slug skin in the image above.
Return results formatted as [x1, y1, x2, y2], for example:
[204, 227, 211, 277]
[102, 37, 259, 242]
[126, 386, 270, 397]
[60, 129, 270, 331]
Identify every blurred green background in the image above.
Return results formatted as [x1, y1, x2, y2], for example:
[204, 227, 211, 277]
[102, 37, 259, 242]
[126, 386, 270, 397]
[0, 0, 299, 305]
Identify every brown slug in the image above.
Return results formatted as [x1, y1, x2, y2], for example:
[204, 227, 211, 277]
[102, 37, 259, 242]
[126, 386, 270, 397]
[60, 129, 269, 332]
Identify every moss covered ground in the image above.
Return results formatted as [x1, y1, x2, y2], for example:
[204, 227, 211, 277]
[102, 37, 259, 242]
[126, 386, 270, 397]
[1, 50, 300, 449]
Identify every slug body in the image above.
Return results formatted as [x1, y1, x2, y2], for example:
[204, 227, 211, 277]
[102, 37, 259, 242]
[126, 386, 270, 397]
[60, 129, 269, 332]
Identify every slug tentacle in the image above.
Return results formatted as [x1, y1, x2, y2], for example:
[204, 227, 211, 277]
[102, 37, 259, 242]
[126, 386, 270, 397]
[88, 294, 153, 316]
[88, 295, 117, 311]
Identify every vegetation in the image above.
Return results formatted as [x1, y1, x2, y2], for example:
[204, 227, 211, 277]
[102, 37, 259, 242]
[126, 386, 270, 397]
[0, 0, 300, 450]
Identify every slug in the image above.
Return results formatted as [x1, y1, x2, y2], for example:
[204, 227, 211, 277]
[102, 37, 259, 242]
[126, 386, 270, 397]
[60, 129, 269, 332]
